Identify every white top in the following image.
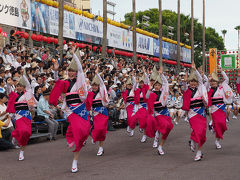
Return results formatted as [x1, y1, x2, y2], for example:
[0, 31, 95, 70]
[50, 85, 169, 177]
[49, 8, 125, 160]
[0, 103, 13, 129]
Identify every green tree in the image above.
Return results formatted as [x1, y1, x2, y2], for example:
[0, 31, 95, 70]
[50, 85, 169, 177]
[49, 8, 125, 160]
[122, 9, 224, 67]
[221, 29, 227, 45]
[235, 26, 240, 49]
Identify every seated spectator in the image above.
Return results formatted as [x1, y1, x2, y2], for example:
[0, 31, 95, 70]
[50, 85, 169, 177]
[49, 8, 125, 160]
[0, 79, 6, 94]
[0, 93, 14, 150]
[34, 86, 42, 102]
[37, 89, 59, 140]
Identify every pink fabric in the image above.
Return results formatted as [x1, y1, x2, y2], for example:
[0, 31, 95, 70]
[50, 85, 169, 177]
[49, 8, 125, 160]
[147, 92, 157, 115]
[66, 113, 91, 152]
[211, 108, 227, 139]
[182, 89, 192, 111]
[134, 107, 147, 129]
[236, 83, 240, 95]
[155, 115, 173, 140]
[85, 91, 95, 111]
[134, 84, 149, 104]
[126, 104, 137, 129]
[145, 114, 157, 138]
[189, 114, 207, 147]
[49, 80, 70, 106]
[11, 117, 32, 146]
[122, 90, 128, 104]
[207, 88, 214, 107]
[91, 113, 108, 142]
[6, 92, 19, 113]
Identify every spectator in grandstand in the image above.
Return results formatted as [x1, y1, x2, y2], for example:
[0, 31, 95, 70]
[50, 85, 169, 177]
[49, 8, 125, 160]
[37, 89, 59, 141]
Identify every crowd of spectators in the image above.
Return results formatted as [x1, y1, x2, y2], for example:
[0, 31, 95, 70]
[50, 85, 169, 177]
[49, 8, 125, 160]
[0, 36, 190, 150]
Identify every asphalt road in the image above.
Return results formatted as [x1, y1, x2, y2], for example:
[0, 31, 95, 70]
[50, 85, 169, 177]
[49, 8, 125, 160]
[1, 117, 240, 180]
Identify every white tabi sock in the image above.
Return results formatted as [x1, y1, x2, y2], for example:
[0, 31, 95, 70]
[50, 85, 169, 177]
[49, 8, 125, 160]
[72, 160, 78, 169]
[20, 150, 24, 157]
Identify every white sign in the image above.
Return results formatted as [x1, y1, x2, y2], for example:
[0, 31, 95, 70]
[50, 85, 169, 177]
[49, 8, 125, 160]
[137, 33, 153, 55]
[0, 0, 31, 29]
[75, 15, 103, 38]
[224, 57, 233, 67]
[108, 24, 132, 51]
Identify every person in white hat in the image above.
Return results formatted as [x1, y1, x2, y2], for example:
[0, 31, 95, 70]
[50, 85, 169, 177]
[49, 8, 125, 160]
[133, 67, 150, 143]
[50, 46, 90, 173]
[122, 74, 137, 137]
[85, 66, 109, 156]
[145, 66, 173, 156]
[6, 73, 35, 161]
[205, 67, 233, 150]
[182, 63, 208, 161]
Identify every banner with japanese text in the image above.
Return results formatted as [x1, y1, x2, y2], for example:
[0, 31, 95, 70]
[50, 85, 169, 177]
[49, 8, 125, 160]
[0, 0, 31, 30]
[209, 48, 217, 74]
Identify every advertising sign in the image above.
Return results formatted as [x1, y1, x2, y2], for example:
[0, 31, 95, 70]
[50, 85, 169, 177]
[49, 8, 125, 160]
[75, 15, 103, 38]
[0, 0, 31, 29]
[137, 33, 153, 55]
[221, 54, 236, 69]
[153, 38, 191, 63]
[0, 0, 191, 60]
[209, 48, 217, 74]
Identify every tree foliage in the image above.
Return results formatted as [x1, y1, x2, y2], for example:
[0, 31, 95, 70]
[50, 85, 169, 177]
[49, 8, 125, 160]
[122, 9, 224, 66]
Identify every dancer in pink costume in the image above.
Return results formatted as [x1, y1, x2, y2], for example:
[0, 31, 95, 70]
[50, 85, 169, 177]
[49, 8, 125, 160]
[85, 66, 109, 156]
[7, 74, 35, 161]
[122, 75, 137, 136]
[50, 47, 90, 173]
[182, 63, 208, 161]
[205, 68, 233, 149]
[134, 67, 149, 142]
[146, 67, 173, 155]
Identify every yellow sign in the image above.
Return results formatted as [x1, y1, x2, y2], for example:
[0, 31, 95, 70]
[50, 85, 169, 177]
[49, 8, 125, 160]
[209, 48, 217, 74]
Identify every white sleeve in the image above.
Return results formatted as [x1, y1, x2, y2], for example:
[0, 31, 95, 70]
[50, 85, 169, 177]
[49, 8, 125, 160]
[144, 73, 149, 85]
[203, 74, 210, 91]
[195, 70, 203, 85]
[54, 71, 59, 81]
[160, 74, 169, 107]
[97, 73, 109, 106]
[221, 71, 229, 84]
[132, 76, 137, 91]
[73, 54, 83, 73]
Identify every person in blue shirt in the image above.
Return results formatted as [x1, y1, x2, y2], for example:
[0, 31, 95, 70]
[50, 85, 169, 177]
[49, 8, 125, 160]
[0, 79, 6, 94]
[37, 89, 58, 140]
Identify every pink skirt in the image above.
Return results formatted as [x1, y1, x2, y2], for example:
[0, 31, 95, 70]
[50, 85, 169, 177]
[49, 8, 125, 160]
[126, 104, 137, 129]
[155, 115, 173, 140]
[11, 117, 32, 146]
[211, 108, 227, 139]
[66, 113, 91, 152]
[189, 114, 207, 147]
[91, 113, 108, 142]
[145, 114, 157, 138]
[135, 107, 147, 129]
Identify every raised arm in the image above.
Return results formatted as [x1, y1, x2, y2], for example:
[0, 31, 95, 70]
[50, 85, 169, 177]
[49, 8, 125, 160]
[73, 54, 83, 73]
[132, 76, 137, 91]
[203, 74, 210, 90]
[144, 73, 149, 85]
[221, 70, 229, 84]
[53, 60, 59, 81]
[23, 74, 31, 91]
[195, 70, 203, 85]
[97, 73, 109, 106]
[160, 73, 169, 107]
